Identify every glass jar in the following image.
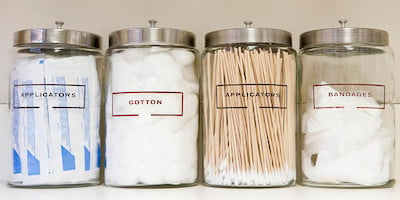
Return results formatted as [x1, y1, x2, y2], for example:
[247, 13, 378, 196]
[202, 21, 297, 187]
[105, 20, 199, 187]
[10, 21, 103, 187]
[299, 19, 395, 188]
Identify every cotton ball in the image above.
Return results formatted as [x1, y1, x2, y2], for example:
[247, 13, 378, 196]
[162, 146, 192, 184]
[169, 117, 198, 161]
[129, 59, 147, 77]
[142, 53, 183, 84]
[183, 93, 199, 121]
[110, 62, 139, 91]
[143, 51, 176, 67]
[174, 160, 197, 183]
[120, 48, 147, 64]
[153, 116, 185, 132]
[110, 51, 129, 66]
[107, 127, 155, 185]
[111, 59, 146, 91]
[184, 82, 199, 94]
[182, 63, 198, 83]
[139, 130, 175, 185]
[170, 49, 195, 66]
[159, 117, 198, 184]
[135, 52, 183, 90]
[150, 47, 173, 54]
[141, 77, 183, 91]
[163, 165, 183, 184]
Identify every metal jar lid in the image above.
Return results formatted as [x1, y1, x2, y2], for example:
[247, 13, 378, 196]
[300, 19, 389, 49]
[14, 21, 101, 49]
[109, 19, 195, 48]
[205, 20, 292, 47]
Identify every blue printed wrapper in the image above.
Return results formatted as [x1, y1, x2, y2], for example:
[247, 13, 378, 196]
[10, 56, 101, 186]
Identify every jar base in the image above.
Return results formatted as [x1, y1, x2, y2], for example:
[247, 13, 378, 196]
[203, 179, 296, 188]
[299, 179, 395, 188]
[8, 180, 101, 188]
[105, 182, 198, 188]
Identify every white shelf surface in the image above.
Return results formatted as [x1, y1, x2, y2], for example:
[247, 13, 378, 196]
[1, 182, 400, 200]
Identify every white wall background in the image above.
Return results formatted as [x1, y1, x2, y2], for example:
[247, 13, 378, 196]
[1, 0, 400, 181]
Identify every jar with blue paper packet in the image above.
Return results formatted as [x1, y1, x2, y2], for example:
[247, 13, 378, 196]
[9, 21, 103, 187]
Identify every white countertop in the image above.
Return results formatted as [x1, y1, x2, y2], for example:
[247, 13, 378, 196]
[1, 182, 399, 200]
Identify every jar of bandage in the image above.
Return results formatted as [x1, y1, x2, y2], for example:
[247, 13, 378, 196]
[105, 19, 199, 187]
[299, 19, 395, 188]
[202, 21, 297, 187]
[10, 21, 103, 187]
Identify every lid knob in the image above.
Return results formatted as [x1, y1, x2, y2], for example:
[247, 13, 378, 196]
[55, 21, 64, 29]
[338, 19, 348, 28]
[148, 19, 157, 28]
[244, 20, 253, 28]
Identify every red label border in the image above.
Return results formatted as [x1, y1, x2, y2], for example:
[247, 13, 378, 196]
[312, 84, 385, 110]
[112, 91, 184, 117]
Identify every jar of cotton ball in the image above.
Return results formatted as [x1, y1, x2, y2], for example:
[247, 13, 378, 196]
[202, 21, 297, 187]
[10, 21, 103, 187]
[299, 19, 395, 188]
[105, 19, 199, 187]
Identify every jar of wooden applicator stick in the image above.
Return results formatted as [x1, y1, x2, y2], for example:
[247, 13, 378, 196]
[201, 21, 296, 187]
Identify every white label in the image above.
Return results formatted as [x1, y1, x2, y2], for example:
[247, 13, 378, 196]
[313, 84, 385, 109]
[13, 84, 86, 109]
[112, 91, 184, 117]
